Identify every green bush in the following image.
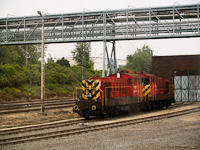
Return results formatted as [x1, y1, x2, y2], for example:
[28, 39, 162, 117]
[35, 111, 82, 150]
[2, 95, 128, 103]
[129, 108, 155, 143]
[0, 62, 102, 101]
[0, 64, 27, 87]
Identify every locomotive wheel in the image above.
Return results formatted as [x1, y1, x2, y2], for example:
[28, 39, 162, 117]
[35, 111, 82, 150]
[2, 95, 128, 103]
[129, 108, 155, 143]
[145, 102, 150, 110]
[165, 100, 169, 108]
[131, 104, 139, 113]
[159, 101, 163, 108]
[168, 100, 172, 106]
[84, 112, 90, 119]
[151, 101, 156, 110]
[140, 102, 145, 111]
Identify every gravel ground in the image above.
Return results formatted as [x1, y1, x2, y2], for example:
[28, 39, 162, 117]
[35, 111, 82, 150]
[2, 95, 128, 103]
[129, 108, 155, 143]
[2, 113, 200, 149]
[1, 104, 200, 150]
[0, 107, 78, 129]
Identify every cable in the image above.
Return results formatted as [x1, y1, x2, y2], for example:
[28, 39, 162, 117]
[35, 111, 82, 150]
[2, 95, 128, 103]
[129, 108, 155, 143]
[128, 41, 137, 52]
[90, 53, 107, 62]
[117, 41, 127, 56]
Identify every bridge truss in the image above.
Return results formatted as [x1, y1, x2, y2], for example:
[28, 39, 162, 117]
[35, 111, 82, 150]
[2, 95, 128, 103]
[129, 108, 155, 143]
[0, 4, 199, 76]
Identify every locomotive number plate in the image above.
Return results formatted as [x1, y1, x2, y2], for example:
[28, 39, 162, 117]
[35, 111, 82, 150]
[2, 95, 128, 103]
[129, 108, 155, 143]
[84, 95, 92, 97]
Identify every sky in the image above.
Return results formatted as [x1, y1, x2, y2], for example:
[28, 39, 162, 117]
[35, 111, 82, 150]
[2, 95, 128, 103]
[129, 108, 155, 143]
[1, 0, 200, 61]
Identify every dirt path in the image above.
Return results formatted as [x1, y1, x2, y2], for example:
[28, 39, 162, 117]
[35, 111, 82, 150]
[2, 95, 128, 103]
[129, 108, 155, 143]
[0, 107, 79, 129]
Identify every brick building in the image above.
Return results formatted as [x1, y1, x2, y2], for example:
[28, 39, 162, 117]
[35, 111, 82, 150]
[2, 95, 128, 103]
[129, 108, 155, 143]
[152, 55, 200, 84]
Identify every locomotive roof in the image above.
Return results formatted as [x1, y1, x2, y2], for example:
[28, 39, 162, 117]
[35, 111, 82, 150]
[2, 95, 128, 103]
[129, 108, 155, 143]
[120, 70, 157, 78]
[120, 72, 141, 78]
[91, 70, 157, 80]
[91, 77, 126, 80]
[109, 70, 142, 78]
[134, 70, 157, 78]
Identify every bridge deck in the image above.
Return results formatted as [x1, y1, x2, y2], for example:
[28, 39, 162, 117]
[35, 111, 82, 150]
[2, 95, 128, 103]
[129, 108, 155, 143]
[0, 4, 199, 45]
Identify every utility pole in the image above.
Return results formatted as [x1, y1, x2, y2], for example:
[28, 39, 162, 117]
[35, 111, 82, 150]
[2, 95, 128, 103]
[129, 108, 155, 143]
[82, 42, 84, 80]
[26, 45, 28, 65]
[84, 48, 86, 79]
[37, 11, 45, 113]
[29, 45, 32, 102]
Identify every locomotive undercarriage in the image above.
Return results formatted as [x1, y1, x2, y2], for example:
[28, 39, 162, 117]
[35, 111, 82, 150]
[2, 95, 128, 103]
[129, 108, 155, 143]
[73, 100, 103, 118]
[74, 97, 174, 119]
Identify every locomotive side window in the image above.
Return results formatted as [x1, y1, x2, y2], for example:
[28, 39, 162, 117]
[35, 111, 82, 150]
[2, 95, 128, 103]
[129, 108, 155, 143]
[134, 78, 136, 85]
[142, 78, 149, 85]
[122, 82, 124, 94]
[129, 78, 132, 85]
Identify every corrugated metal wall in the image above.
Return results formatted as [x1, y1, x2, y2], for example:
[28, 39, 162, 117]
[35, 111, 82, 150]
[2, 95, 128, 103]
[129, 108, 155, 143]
[174, 70, 200, 102]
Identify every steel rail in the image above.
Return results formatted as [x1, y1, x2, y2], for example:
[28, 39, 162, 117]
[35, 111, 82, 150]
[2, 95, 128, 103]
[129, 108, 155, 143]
[0, 119, 85, 136]
[0, 97, 73, 105]
[0, 101, 73, 111]
[0, 104, 73, 114]
[0, 99, 73, 107]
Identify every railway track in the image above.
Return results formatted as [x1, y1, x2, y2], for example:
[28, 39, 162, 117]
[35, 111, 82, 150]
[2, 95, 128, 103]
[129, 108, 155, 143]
[0, 105, 199, 146]
[0, 97, 191, 114]
[0, 118, 86, 136]
[0, 98, 74, 114]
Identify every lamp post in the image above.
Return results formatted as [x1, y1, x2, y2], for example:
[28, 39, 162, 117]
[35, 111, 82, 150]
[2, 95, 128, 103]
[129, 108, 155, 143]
[37, 11, 45, 113]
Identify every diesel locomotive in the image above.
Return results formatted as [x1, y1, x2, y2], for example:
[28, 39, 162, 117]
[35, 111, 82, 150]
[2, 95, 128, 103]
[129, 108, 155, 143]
[73, 70, 174, 118]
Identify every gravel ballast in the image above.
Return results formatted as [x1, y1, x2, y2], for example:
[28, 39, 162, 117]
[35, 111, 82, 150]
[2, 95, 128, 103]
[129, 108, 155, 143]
[1, 104, 200, 150]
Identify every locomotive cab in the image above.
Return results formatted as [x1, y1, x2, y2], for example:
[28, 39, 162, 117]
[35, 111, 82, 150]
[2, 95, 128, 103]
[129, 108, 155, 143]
[134, 70, 156, 101]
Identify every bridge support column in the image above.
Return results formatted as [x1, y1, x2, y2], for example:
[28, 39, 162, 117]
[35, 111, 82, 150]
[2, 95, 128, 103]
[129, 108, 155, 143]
[102, 40, 117, 77]
[102, 40, 106, 78]
[102, 12, 106, 78]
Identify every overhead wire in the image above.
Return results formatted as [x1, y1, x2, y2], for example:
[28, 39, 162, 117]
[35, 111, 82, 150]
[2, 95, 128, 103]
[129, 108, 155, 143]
[127, 41, 137, 53]
[92, 53, 103, 61]
[117, 41, 127, 56]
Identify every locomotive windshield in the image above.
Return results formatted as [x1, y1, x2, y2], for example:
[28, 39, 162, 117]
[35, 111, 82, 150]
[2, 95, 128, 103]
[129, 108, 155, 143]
[142, 78, 149, 86]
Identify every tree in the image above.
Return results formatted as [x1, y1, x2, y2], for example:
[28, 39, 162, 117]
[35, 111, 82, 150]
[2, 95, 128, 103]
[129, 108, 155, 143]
[0, 45, 20, 65]
[70, 42, 93, 69]
[125, 45, 153, 73]
[47, 53, 54, 64]
[56, 57, 70, 67]
[25, 45, 43, 65]
[0, 44, 44, 66]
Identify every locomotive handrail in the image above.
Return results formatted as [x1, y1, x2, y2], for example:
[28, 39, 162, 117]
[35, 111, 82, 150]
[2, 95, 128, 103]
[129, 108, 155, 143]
[73, 84, 174, 107]
[105, 85, 142, 106]
[72, 87, 77, 105]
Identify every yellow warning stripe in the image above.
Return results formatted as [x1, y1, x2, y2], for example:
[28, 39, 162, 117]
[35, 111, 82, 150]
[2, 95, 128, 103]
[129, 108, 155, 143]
[82, 80, 100, 100]
[142, 84, 150, 92]
[142, 84, 151, 97]
[143, 88, 151, 96]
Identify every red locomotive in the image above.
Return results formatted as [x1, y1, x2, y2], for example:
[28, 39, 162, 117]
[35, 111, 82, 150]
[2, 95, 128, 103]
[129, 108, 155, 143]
[73, 70, 174, 118]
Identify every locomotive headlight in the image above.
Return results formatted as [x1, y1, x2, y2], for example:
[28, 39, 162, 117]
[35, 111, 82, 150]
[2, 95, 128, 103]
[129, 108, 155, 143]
[91, 105, 96, 111]
[74, 105, 79, 111]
